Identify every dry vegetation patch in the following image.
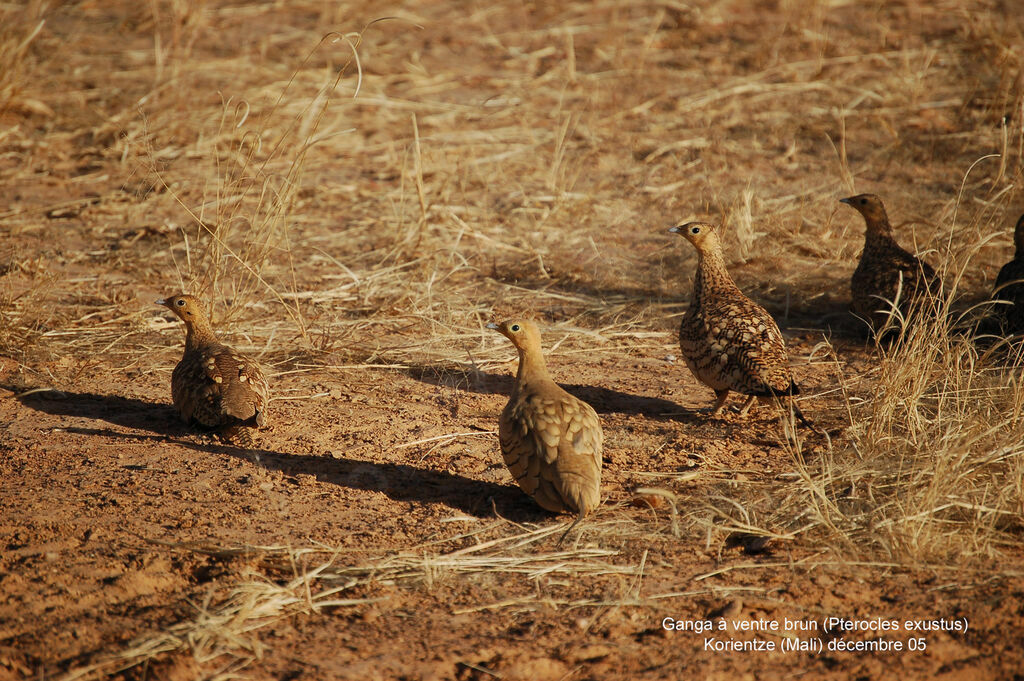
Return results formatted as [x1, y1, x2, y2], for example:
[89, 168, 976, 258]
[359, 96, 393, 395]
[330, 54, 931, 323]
[2, 0, 1024, 679]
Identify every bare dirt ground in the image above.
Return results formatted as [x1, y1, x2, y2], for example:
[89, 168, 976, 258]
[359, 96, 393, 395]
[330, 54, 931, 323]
[2, 1, 1024, 679]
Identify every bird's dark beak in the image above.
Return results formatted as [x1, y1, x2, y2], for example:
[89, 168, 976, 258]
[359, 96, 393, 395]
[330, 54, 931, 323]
[839, 197, 853, 205]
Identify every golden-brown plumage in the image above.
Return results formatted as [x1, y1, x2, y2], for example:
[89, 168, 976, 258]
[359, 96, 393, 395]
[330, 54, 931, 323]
[488, 320, 602, 538]
[670, 222, 812, 426]
[840, 194, 940, 337]
[157, 294, 269, 447]
[990, 213, 1024, 335]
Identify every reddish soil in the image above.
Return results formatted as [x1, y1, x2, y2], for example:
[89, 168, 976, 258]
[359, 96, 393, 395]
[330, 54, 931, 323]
[2, 1, 1023, 680]
[3, 341, 1022, 680]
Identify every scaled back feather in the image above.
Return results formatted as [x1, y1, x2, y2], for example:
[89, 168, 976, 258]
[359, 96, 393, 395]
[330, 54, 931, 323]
[158, 294, 269, 447]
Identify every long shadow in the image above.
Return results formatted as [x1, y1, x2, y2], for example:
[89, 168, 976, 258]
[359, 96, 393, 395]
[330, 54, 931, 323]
[13, 387, 543, 521]
[209, 440, 539, 521]
[767, 286, 867, 339]
[405, 365, 698, 422]
[487, 270, 872, 342]
[8, 386, 189, 437]
[485, 270, 679, 305]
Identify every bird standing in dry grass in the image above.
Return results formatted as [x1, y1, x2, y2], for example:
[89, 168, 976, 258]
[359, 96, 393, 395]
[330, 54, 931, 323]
[840, 194, 940, 337]
[488, 320, 602, 541]
[989, 213, 1024, 335]
[157, 294, 269, 447]
[670, 222, 812, 427]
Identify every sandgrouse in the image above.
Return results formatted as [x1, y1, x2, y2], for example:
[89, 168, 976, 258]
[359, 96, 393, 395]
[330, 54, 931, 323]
[670, 222, 812, 426]
[157, 294, 269, 447]
[488, 320, 602, 540]
[840, 194, 939, 337]
[989, 213, 1024, 335]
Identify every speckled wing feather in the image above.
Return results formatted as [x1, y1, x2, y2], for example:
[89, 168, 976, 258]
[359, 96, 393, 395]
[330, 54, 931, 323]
[839, 195, 941, 338]
[498, 388, 602, 516]
[171, 342, 269, 445]
[851, 241, 938, 326]
[680, 290, 796, 398]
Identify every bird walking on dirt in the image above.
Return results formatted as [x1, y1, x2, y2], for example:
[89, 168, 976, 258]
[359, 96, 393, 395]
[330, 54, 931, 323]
[488, 319, 603, 543]
[669, 222, 814, 428]
[988, 213, 1024, 336]
[839, 194, 940, 338]
[157, 294, 269, 447]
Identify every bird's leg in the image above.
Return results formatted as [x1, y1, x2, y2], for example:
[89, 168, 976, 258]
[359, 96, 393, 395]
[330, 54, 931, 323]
[557, 511, 585, 547]
[737, 394, 757, 416]
[710, 390, 730, 417]
[788, 398, 821, 434]
[708, 391, 733, 417]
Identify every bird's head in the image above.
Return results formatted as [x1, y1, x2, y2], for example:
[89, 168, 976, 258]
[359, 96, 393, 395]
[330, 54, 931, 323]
[840, 193, 890, 234]
[668, 221, 721, 255]
[486, 319, 542, 353]
[156, 293, 206, 324]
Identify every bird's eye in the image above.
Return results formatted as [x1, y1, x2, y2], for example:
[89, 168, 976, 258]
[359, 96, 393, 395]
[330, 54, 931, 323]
[510, 324, 521, 332]
[690, 226, 701, 235]
[859, 198, 867, 205]
[176, 299, 185, 306]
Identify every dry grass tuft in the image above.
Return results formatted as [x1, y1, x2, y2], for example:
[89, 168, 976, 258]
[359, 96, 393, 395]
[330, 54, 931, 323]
[0, 0, 48, 117]
[0, 262, 58, 362]
[151, 28, 378, 342]
[699, 192, 1024, 566]
[61, 523, 643, 679]
[59, 557, 375, 681]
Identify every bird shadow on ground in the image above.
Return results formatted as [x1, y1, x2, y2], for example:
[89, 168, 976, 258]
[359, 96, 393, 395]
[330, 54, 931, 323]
[747, 282, 867, 341]
[211, 442, 546, 522]
[404, 365, 700, 423]
[485, 270, 680, 308]
[9, 387, 190, 437]
[24, 404, 545, 522]
[486, 266, 871, 341]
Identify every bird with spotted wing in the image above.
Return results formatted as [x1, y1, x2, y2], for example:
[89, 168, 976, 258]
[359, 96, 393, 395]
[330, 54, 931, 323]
[669, 221, 814, 428]
[488, 319, 603, 542]
[157, 294, 269, 447]
[840, 193, 940, 338]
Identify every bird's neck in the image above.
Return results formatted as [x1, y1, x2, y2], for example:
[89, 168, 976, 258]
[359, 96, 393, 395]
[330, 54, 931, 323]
[863, 215, 896, 248]
[184, 321, 218, 352]
[694, 251, 739, 299]
[514, 346, 551, 391]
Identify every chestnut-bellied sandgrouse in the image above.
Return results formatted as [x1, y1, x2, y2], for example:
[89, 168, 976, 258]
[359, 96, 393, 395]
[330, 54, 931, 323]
[669, 222, 813, 427]
[990, 213, 1024, 335]
[157, 294, 269, 447]
[840, 194, 939, 337]
[488, 319, 602, 541]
